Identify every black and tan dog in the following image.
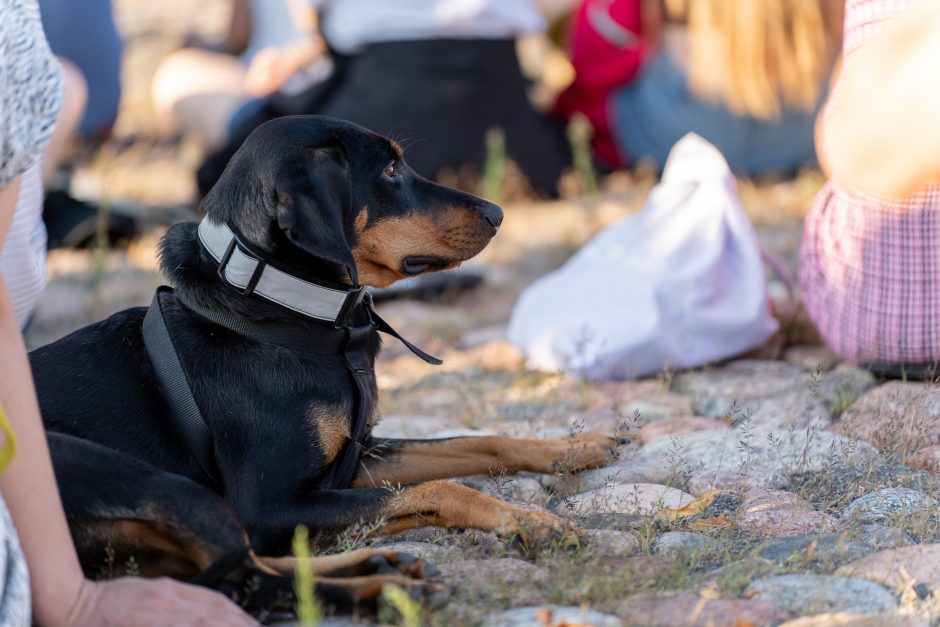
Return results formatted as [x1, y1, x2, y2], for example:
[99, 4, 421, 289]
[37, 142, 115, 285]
[30, 116, 618, 613]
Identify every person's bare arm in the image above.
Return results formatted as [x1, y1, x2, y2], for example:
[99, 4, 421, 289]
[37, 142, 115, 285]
[820, 0, 940, 199]
[243, 5, 326, 96]
[0, 179, 257, 626]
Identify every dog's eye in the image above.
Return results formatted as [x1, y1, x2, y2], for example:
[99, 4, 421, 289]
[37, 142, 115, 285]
[383, 162, 401, 179]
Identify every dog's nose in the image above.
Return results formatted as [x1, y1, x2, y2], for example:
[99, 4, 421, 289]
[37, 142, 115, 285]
[478, 202, 503, 230]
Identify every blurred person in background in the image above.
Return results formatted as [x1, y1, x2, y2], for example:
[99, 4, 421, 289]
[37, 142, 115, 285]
[802, 0, 940, 377]
[39, 0, 122, 142]
[554, 0, 843, 175]
[38, 0, 137, 249]
[152, 0, 328, 152]
[0, 2, 259, 624]
[189, 0, 571, 198]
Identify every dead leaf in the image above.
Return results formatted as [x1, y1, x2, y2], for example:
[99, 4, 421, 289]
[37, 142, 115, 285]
[655, 489, 719, 523]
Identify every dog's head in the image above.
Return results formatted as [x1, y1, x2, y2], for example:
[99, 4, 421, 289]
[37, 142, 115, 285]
[201, 115, 503, 288]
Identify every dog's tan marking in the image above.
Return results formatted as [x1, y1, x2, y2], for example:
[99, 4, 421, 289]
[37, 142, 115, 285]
[309, 404, 351, 464]
[372, 481, 578, 544]
[352, 210, 494, 287]
[77, 519, 215, 579]
[254, 551, 433, 602]
[353, 206, 369, 235]
[316, 573, 428, 601]
[353, 433, 615, 488]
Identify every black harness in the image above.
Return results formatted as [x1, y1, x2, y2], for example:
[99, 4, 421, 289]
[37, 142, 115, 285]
[142, 236, 441, 492]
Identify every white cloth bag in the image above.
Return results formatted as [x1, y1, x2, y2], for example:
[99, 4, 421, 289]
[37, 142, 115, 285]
[508, 134, 778, 379]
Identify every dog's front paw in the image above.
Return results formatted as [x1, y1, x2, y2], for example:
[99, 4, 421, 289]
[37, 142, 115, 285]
[318, 572, 449, 607]
[367, 550, 441, 580]
[531, 433, 624, 473]
[498, 507, 582, 547]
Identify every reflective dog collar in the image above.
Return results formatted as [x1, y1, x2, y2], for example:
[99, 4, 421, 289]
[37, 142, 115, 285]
[197, 217, 365, 326]
[196, 216, 441, 365]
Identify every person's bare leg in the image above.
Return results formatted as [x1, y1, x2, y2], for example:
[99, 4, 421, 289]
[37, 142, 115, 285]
[151, 48, 250, 150]
[42, 59, 87, 187]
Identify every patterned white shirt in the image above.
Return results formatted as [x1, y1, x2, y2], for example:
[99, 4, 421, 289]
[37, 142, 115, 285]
[0, 0, 62, 328]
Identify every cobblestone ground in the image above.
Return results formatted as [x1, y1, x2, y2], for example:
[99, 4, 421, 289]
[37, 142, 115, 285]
[35, 198, 940, 627]
[32, 2, 940, 626]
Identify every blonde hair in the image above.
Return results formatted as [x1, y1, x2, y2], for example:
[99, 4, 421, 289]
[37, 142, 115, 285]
[666, 0, 836, 119]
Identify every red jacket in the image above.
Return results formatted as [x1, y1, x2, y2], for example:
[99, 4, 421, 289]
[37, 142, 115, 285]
[554, 0, 646, 167]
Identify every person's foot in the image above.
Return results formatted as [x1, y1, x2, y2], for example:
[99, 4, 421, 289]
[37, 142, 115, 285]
[367, 267, 485, 303]
[43, 190, 138, 250]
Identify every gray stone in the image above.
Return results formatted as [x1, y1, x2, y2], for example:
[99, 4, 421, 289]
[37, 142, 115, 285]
[753, 534, 872, 567]
[688, 466, 790, 497]
[374, 526, 450, 544]
[738, 489, 838, 537]
[582, 529, 640, 557]
[781, 614, 930, 627]
[652, 531, 722, 559]
[549, 455, 674, 493]
[745, 574, 898, 615]
[366, 541, 449, 560]
[426, 428, 494, 439]
[558, 483, 694, 517]
[438, 558, 546, 603]
[816, 366, 876, 416]
[437, 558, 542, 583]
[638, 429, 875, 478]
[376, 527, 506, 556]
[637, 415, 728, 445]
[701, 557, 780, 587]
[837, 544, 940, 591]
[595, 380, 695, 425]
[485, 606, 620, 627]
[672, 360, 833, 431]
[371, 415, 465, 439]
[673, 360, 810, 402]
[849, 524, 914, 549]
[456, 324, 507, 349]
[833, 381, 940, 454]
[619, 592, 788, 626]
[697, 388, 830, 432]
[533, 426, 571, 439]
[841, 488, 936, 525]
[457, 475, 548, 505]
[576, 512, 652, 532]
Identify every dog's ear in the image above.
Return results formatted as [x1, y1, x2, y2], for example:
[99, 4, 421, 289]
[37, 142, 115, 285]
[274, 146, 358, 283]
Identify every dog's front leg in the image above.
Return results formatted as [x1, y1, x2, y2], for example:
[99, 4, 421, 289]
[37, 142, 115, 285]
[372, 481, 578, 545]
[352, 433, 622, 488]
[244, 482, 577, 555]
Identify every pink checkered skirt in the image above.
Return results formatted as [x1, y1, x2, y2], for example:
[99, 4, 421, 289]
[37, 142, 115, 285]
[800, 182, 940, 364]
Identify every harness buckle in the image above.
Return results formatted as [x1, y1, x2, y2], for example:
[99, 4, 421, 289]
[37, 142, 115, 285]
[334, 286, 367, 328]
[216, 236, 267, 296]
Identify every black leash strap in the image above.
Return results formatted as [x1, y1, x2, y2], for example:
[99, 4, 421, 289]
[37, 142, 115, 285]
[142, 288, 222, 489]
[363, 295, 443, 365]
[141, 285, 440, 493]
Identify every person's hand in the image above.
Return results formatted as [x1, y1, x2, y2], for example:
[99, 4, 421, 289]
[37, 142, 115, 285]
[243, 38, 325, 97]
[63, 577, 259, 627]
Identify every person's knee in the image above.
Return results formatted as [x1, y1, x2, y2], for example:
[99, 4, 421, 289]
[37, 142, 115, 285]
[152, 48, 245, 118]
[151, 49, 199, 117]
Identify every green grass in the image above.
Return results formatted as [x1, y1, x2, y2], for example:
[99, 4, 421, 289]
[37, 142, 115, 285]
[293, 525, 323, 627]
